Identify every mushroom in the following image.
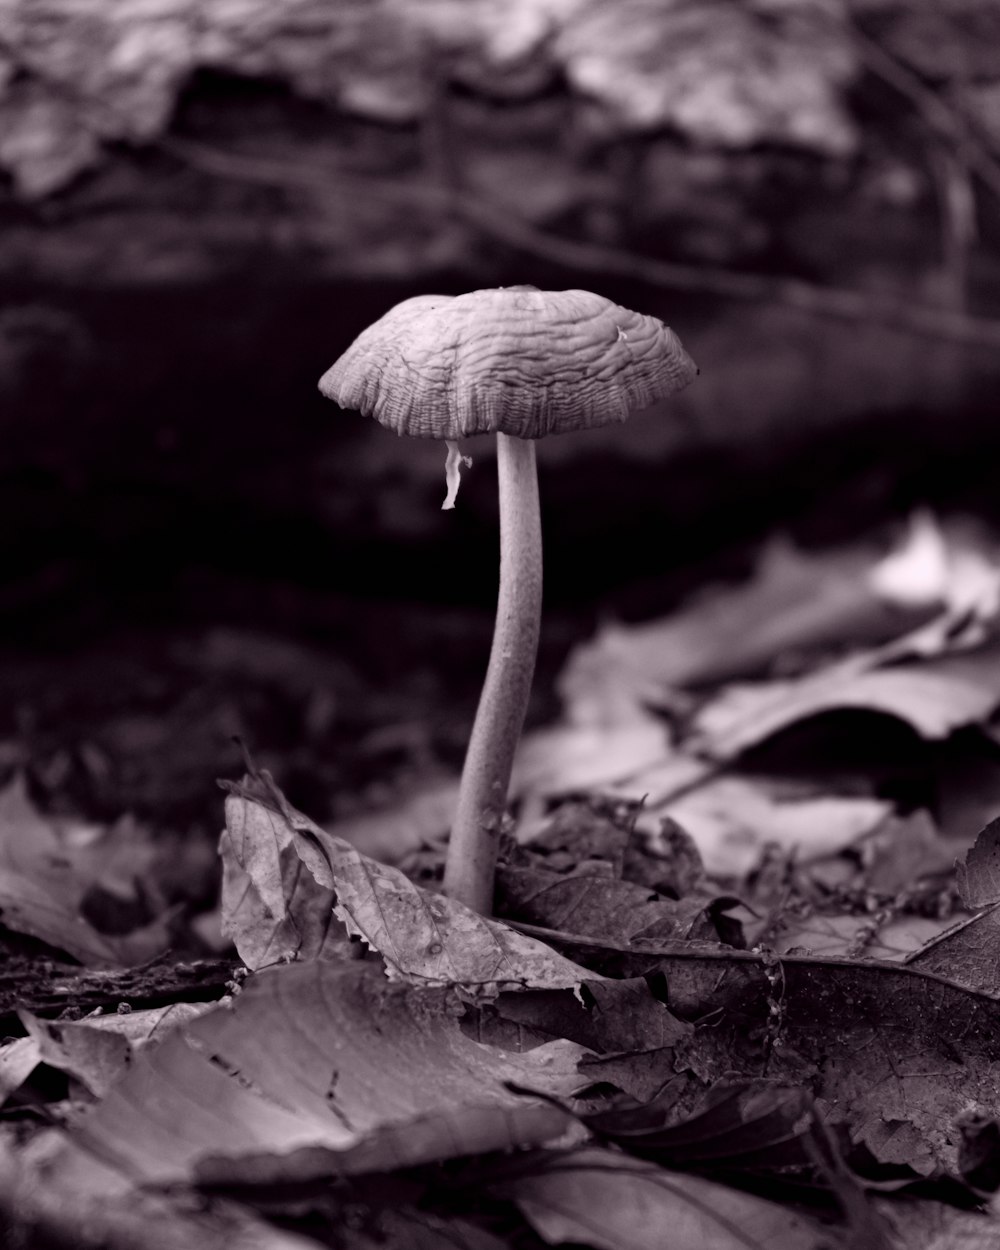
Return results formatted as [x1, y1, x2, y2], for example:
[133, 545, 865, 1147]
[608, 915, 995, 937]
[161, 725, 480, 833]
[319, 286, 697, 915]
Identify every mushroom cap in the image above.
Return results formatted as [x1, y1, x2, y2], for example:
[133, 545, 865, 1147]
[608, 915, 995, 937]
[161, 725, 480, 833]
[318, 286, 698, 439]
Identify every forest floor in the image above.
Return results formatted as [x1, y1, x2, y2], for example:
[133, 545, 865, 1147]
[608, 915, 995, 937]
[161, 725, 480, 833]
[6, 510, 1000, 1248]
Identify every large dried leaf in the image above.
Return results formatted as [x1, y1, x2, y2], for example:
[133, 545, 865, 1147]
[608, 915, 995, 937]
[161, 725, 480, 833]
[557, 539, 912, 720]
[559, 523, 1000, 731]
[222, 775, 593, 994]
[606, 945, 1000, 1173]
[36, 960, 585, 1198]
[486, 931, 1000, 1174]
[498, 1146, 826, 1250]
[0, 776, 171, 966]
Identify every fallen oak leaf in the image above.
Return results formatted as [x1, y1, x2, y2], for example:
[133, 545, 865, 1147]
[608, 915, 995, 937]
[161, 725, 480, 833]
[221, 772, 595, 996]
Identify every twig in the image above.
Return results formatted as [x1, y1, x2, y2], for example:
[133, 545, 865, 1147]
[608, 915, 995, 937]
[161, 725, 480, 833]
[163, 137, 1000, 348]
[847, 18, 1000, 212]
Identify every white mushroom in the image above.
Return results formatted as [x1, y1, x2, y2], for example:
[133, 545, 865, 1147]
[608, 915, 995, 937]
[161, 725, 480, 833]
[319, 286, 698, 915]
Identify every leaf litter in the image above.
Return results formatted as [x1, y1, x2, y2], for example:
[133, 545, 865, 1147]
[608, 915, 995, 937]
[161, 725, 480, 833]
[11, 515, 1000, 1245]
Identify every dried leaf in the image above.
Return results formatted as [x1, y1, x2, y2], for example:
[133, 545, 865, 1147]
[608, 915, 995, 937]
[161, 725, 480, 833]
[512, 716, 669, 800]
[653, 776, 891, 878]
[774, 911, 958, 962]
[876, 1198, 1000, 1249]
[19, 1002, 213, 1098]
[855, 810, 955, 895]
[580, 1081, 816, 1173]
[221, 818, 344, 970]
[0, 1035, 42, 1104]
[558, 538, 926, 722]
[496, 866, 709, 946]
[905, 904, 1000, 993]
[957, 817, 1000, 909]
[692, 645, 1000, 761]
[631, 946, 1000, 1172]
[486, 978, 693, 1056]
[36, 961, 585, 1196]
[870, 511, 1000, 623]
[498, 1146, 827, 1250]
[331, 778, 457, 864]
[0, 1136, 324, 1250]
[0, 776, 170, 966]
[222, 775, 593, 995]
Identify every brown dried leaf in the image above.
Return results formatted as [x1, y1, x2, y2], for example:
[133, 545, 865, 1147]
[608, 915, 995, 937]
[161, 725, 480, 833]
[222, 775, 593, 995]
[221, 815, 344, 970]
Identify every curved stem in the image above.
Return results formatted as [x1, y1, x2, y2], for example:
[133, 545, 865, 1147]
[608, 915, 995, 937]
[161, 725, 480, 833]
[443, 434, 542, 914]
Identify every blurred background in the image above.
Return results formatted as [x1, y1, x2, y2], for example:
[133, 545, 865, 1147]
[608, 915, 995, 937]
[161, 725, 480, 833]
[3, 0, 1000, 935]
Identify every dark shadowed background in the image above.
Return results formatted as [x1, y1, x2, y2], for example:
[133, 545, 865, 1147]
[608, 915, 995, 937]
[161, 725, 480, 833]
[3, 0, 1000, 839]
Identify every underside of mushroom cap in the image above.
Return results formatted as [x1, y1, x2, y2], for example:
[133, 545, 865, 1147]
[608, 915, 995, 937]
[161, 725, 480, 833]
[318, 286, 698, 439]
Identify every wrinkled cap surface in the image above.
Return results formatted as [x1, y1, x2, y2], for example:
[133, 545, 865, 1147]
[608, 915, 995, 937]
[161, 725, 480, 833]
[318, 286, 697, 439]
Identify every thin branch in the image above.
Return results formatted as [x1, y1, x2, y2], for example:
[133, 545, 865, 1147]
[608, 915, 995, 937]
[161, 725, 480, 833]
[847, 17, 1000, 212]
[163, 136, 1000, 348]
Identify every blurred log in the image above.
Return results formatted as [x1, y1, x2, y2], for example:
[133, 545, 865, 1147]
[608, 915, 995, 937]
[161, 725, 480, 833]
[2, 0, 1000, 626]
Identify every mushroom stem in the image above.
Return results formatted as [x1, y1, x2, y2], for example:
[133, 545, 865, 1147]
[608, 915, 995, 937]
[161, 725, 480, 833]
[443, 433, 542, 914]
